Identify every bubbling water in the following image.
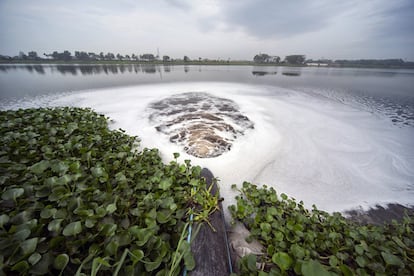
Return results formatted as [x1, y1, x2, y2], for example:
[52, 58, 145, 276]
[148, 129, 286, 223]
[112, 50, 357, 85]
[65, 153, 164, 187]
[147, 92, 254, 158]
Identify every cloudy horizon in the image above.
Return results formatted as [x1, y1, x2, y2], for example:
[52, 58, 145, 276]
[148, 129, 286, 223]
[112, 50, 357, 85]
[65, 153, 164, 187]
[1, 0, 413, 61]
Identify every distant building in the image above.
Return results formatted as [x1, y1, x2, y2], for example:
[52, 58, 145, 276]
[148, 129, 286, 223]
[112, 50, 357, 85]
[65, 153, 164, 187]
[306, 62, 328, 67]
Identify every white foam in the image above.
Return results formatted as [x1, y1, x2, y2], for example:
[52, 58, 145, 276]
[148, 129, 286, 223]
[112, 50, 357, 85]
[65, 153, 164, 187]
[5, 82, 414, 219]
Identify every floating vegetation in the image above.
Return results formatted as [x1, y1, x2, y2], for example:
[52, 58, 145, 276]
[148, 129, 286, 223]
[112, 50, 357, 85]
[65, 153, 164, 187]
[148, 92, 254, 158]
[0, 107, 216, 275]
[229, 182, 414, 275]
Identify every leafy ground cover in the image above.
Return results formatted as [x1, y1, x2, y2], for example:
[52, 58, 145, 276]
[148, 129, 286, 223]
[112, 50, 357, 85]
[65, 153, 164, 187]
[229, 182, 414, 275]
[0, 107, 213, 275]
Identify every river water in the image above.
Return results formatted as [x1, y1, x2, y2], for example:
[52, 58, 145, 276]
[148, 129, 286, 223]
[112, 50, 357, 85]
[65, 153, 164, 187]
[1, 64, 413, 217]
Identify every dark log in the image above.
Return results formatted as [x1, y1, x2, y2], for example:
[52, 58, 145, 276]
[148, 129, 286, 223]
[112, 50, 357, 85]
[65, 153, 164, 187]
[189, 168, 232, 276]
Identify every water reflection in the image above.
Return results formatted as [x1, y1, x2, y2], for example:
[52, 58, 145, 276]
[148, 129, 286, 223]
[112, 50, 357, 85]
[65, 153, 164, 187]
[282, 69, 302, 76]
[252, 71, 277, 76]
[0, 64, 170, 75]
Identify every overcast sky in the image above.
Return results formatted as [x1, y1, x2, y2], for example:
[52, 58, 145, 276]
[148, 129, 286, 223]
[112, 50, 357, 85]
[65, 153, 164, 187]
[1, 0, 413, 60]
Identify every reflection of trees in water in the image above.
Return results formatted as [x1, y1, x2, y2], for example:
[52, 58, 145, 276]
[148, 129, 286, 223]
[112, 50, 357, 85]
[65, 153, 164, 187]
[282, 71, 301, 76]
[0, 65, 46, 74]
[55, 65, 78, 75]
[0, 64, 174, 76]
[141, 64, 156, 73]
[163, 65, 171, 72]
[252, 71, 277, 76]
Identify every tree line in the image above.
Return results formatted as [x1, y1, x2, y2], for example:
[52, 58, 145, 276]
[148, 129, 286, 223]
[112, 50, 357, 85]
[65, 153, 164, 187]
[253, 53, 413, 67]
[0, 50, 173, 62]
[1, 50, 413, 68]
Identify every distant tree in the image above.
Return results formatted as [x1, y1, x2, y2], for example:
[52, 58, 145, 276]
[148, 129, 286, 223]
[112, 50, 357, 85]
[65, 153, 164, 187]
[131, 54, 137, 60]
[51, 51, 59, 59]
[18, 51, 28, 60]
[116, 53, 124, 60]
[125, 54, 131, 60]
[0, 55, 12, 60]
[183, 56, 190, 62]
[88, 52, 98, 60]
[140, 54, 155, 61]
[253, 53, 271, 63]
[162, 55, 170, 62]
[43, 50, 71, 61]
[99, 52, 105, 60]
[75, 51, 89, 60]
[284, 55, 306, 64]
[27, 51, 39, 60]
[105, 52, 115, 60]
[61, 50, 72, 61]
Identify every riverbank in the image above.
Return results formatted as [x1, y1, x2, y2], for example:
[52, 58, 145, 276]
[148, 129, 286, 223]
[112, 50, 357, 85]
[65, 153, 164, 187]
[1, 59, 413, 69]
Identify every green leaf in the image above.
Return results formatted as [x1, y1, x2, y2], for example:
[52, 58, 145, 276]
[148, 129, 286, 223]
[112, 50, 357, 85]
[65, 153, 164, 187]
[381, 252, 404, 267]
[91, 257, 111, 276]
[51, 161, 69, 174]
[272, 252, 293, 271]
[329, 255, 338, 267]
[14, 228, 31, 241]
[339, 264, 354, 276]
[40, 207, 57, 219]
[356, 256, 366, 267]
[11, 261, 30, 273]
[130, 249, 144, 264]
[20, 237, 38, 255]
[0, 214, 10, 227]
[28, 252, 42, 265]
[30, 160, 50, 174]
[355, 244, 364, 255]
[145, 259, 162, 272]
[105, 240, 119, 256]
[54, 253, 69, 270]
[2, 187, 24, 200]
[301, 260, 331, 276]
[159, 178, 172, 190]
[101, 223, 117, 237]
[63, 221, 82, 236]
[246, 254, 257, 271]
[129, 226, 153, 246]
[48, 219, 64, 233]
[106, 203, 117, 214]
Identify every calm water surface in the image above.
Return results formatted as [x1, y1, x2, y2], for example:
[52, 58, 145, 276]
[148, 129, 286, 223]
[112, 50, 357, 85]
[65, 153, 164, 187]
[1, 64, 413, 126]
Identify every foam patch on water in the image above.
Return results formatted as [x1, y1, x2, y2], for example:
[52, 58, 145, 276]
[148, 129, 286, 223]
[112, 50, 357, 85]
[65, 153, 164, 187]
[147, 92, 254, 158]
[2, 82, 413, 220]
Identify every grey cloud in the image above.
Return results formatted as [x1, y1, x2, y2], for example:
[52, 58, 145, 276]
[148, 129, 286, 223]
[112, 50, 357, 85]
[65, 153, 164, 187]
[375, 0, 414, 38]
[163, 0, 192, 11]
[220, 0, 350, 38]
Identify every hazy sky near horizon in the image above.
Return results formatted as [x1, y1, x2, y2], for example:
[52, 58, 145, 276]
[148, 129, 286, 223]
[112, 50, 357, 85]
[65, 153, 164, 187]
[1, 0, 413, 60]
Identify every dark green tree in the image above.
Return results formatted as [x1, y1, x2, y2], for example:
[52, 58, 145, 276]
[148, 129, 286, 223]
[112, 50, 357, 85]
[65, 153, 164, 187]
[27, 51, 39, 60]
[284, 55, 306, 64]
[253, 53, 270, 63]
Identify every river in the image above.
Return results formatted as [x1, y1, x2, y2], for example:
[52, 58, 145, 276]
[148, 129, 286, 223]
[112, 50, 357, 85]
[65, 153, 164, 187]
[1, 64, 413, 217]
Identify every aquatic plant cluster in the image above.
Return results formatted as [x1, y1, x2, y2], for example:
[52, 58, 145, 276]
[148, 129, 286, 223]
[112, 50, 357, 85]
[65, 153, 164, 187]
[0, 107, 211, 275]
[229, 182, 414, 275]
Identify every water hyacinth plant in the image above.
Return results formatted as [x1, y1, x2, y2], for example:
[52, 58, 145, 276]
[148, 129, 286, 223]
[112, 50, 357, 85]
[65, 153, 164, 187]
[0, 107, 212, 275]
[229, 182, 414, 275]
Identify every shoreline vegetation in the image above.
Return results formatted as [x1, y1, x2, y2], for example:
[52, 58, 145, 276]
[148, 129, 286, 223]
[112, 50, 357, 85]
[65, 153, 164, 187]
[1, 59, 414, 69]
[1, 107, 413, 275]
[1, 50, 414, 69]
